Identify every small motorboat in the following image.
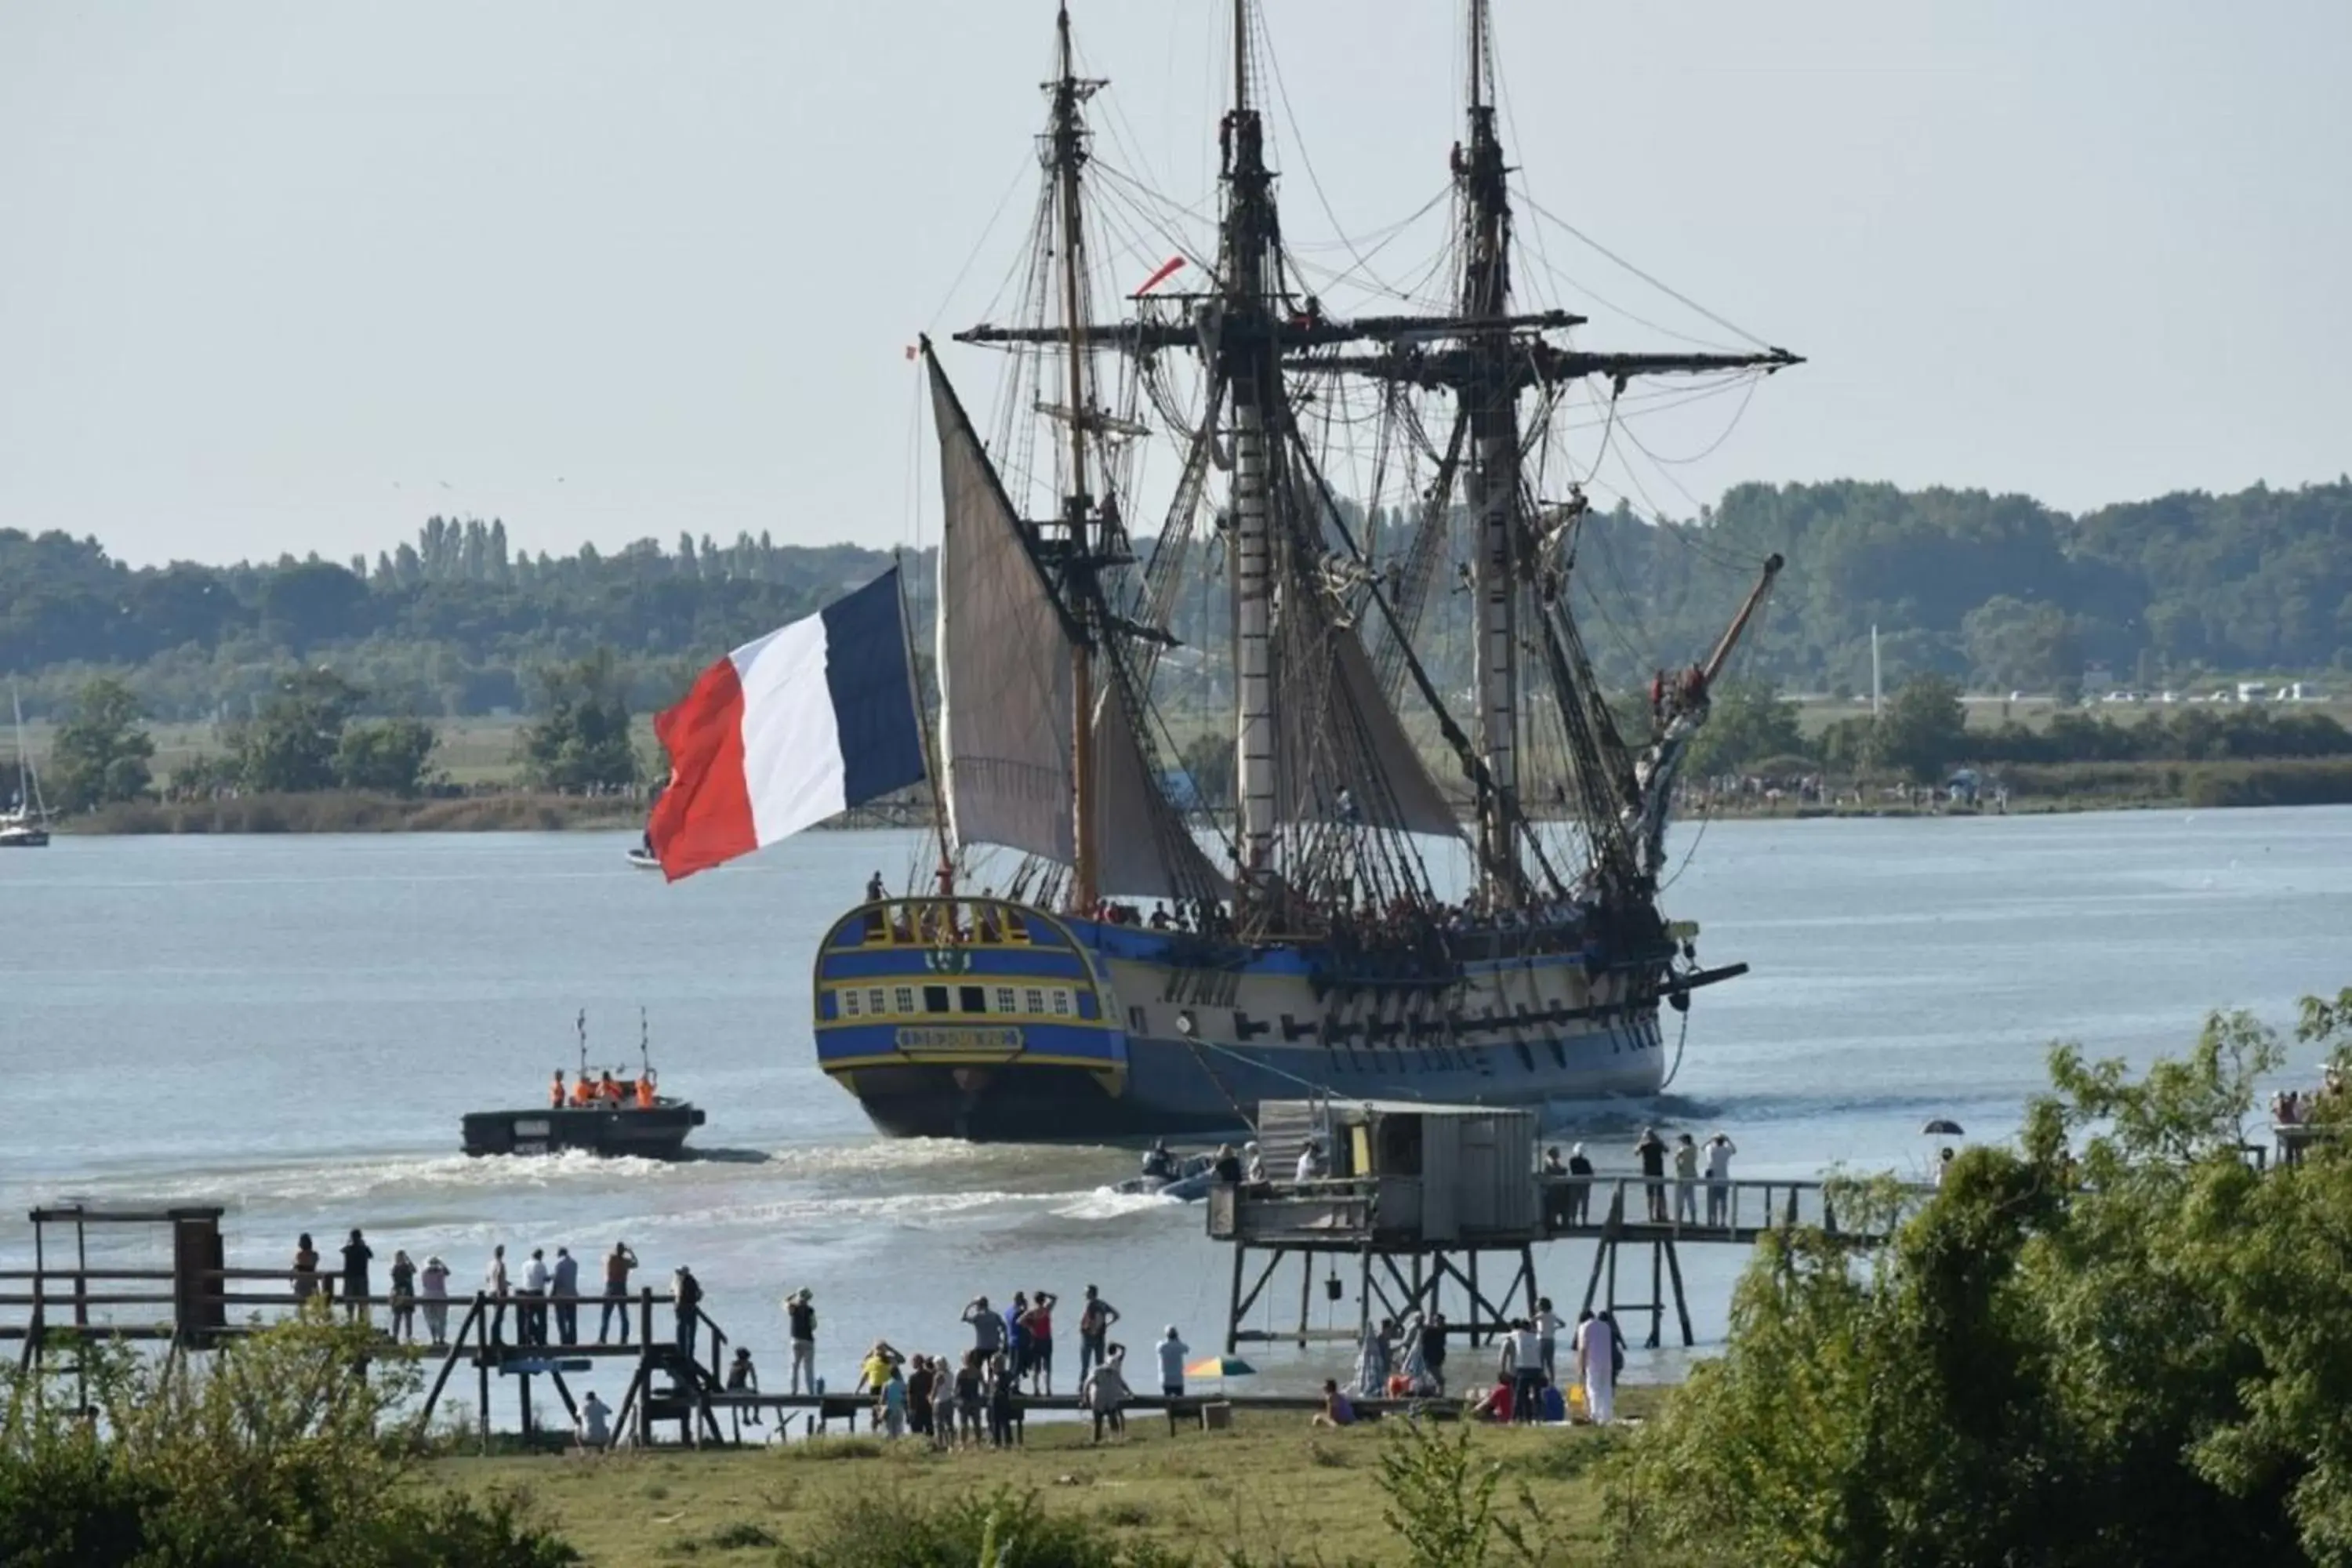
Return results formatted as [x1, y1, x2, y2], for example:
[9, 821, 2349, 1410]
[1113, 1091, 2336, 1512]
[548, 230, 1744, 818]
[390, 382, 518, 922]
[1115, 1152, 1217, 1203]
[463, 1011, 705, 1160]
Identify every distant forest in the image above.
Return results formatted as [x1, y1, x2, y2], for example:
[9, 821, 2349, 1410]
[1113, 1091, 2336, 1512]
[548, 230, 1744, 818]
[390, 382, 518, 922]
[1, 477, 2346, 721]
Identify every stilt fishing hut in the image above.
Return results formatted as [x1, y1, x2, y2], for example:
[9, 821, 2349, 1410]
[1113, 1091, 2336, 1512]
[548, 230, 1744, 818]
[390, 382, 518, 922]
[1207, 1099, 1544, 1354]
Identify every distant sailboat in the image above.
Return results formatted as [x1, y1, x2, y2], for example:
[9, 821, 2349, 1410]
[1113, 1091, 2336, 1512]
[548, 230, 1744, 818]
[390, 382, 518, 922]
[2, 686, 51, 848]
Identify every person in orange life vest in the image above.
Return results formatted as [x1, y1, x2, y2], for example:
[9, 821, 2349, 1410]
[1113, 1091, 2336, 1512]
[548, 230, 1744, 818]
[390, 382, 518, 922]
[599, 1070, 620, 1103]
[634, 1072, 656, 1109]
[550, 1070, 566, 1109]
[570, 1075, 596, 1107]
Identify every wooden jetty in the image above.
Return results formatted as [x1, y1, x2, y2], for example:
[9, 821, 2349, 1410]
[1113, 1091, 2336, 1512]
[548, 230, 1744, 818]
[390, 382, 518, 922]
[1212, 1101, 1931, 1354]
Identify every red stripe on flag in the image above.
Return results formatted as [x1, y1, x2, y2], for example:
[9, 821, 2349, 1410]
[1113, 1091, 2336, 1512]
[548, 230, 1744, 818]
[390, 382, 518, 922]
[647, 655, 757, 881]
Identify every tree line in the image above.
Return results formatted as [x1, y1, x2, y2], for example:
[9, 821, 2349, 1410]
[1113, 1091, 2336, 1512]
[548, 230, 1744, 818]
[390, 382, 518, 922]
[3, 476, 2348, 724]
[34, 658, 641, 815]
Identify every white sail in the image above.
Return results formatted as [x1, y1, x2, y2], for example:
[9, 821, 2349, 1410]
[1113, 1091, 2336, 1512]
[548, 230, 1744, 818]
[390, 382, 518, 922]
[929, 355, 1222, 901]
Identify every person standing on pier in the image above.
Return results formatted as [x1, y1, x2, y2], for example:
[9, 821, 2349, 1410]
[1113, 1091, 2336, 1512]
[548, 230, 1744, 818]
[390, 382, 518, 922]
[598, 1241, 637, 1345]
[1672, 1134, 1700, 1225]
[484, 1245, 510, 1344]
[962, 1295, 1007, 1359]
[551, 1246, 580, 1346]
[1076, 1285, 1120, 1382]
[1704, 1133, 1738, 1226]
[520, 1248, 550, 1346]
[1021, 1290, 1058, 1396]
[420, 1255, 451, 1347]
[340, 1229, 374, 1326]
[388, 1250, 417, 1343]
[1567, 1145, 1595, 1225]
[292, 1233, 320, 1303]
[1635, 1128, 1669, 1223]
[673, 1265, 702, 1360]
[786, 1287, 817, 1394]
[1573, 1309, 1620, 1424]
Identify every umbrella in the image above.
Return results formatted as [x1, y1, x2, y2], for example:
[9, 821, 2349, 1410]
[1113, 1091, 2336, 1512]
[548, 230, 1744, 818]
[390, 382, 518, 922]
[1185, 1354, 1256, 1396]
[1921, 1119, 1965, 1137]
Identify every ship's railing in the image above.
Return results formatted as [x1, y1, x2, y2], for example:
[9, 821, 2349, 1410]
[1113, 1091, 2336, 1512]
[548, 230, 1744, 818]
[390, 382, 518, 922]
[850, 897, 1037, 949]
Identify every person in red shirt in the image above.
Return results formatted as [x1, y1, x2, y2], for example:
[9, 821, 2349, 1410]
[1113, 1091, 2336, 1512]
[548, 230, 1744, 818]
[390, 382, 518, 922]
[1020, 1290, 1058, 1396]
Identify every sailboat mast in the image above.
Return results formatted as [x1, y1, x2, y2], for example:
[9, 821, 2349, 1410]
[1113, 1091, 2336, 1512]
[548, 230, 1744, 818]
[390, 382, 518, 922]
[1224, 0, 1278, 886]
[1461, 0, 1523, 904]
[1048, 5, 1102, 910]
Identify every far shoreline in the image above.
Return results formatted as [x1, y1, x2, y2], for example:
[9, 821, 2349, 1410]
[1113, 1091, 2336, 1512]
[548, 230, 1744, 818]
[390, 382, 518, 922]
[43, 789, 2348, 837]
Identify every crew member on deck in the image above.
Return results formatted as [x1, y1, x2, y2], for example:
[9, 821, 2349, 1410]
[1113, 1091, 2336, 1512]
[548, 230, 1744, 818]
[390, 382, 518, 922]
[635, 1072, 657, 1109]
[599, 1070, 620, 1103]
[550, 1070, 566, 1109]
[571, 1075, 595, 1107]
[866, 870, 887, 902]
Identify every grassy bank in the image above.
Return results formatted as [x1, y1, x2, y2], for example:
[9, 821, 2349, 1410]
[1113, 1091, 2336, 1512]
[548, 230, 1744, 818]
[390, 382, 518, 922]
[71, 792, 645, 834]
[431, 1402, 1654, 1566]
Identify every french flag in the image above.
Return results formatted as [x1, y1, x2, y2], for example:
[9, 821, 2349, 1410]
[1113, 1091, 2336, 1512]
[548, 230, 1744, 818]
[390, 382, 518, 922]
[646, 569, 927, 881]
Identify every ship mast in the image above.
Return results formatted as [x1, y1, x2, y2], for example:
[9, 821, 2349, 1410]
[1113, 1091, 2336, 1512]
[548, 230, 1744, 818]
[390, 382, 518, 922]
[1460, 0, 1523, 905]
[1222, 0, 1279, 888]
[1047, 4, 1106, 909]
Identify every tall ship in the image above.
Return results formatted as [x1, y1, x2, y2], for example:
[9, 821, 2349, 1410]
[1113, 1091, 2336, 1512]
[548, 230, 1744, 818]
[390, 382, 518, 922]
[811, 1, 1798, 1142]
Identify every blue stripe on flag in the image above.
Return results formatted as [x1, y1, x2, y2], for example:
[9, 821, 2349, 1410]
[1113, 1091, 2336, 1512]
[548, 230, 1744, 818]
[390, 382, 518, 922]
[822, 569, 928, 807]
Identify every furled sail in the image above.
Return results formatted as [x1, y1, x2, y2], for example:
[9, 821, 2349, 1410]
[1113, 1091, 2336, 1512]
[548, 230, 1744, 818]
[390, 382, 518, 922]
[1275, 608, 1464, 838]
[928, 353, 1223, 901]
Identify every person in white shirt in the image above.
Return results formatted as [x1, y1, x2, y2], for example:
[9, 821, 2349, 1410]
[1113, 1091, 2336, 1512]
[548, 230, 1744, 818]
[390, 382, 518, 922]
[521, 1248, 553, 1346]
[1243, 1142, 1268, 1184]
[1532, 1297, 1565, 1386]
[1573, 1309, 1618, 1424]
[576, 1390, 612, 1450]
[1504, 1318, 1545, 1424]
[1156, 1325, 1189, 1397]
[1295, 1138, 1326, 1182]
[484, 1245, 511, 1343]
[1704, 1132, 1738, 1226]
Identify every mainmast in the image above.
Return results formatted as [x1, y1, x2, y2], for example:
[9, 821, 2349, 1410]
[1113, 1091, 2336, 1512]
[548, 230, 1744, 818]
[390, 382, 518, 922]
[1047, 4, 1106, 909]
[1459, 0, 1523, 905]
[1222, 0, 1279, 887]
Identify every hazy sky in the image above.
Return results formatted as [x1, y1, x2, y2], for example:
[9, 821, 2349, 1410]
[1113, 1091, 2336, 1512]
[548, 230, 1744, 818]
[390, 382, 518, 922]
[2, 1, 2345, 568]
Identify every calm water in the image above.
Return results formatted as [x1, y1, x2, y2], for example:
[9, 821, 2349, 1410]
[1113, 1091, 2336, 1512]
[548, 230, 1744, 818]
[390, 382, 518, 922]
[5, 809, 2349, 1393]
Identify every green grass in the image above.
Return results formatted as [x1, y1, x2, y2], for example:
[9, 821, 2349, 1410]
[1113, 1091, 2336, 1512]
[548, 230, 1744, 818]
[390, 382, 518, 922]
[429, 1401, 1657, 1566]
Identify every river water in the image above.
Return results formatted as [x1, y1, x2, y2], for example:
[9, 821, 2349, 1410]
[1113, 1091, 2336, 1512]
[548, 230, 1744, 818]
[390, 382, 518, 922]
[5, 808, 2348, 1395]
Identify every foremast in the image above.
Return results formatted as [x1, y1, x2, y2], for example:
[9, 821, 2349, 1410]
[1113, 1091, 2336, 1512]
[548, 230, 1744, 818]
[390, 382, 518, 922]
[1047, 4, 1107, 909]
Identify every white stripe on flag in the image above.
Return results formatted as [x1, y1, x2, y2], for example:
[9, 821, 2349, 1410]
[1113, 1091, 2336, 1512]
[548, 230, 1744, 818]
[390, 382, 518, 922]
[734, 614, 848, 844]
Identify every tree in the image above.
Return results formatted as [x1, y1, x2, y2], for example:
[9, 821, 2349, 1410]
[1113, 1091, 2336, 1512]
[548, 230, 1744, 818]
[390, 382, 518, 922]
[1612, 985, 2352, 1568]
[1873, 673, 1968, 781]
[1687, 681, 1807, 775]
[48, 676, 156, 811]
[0, 1312, 577, 1566]
[234, 669, 362, 793]
[520, 649, 639, 792]
[335, 716, 440, 796]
